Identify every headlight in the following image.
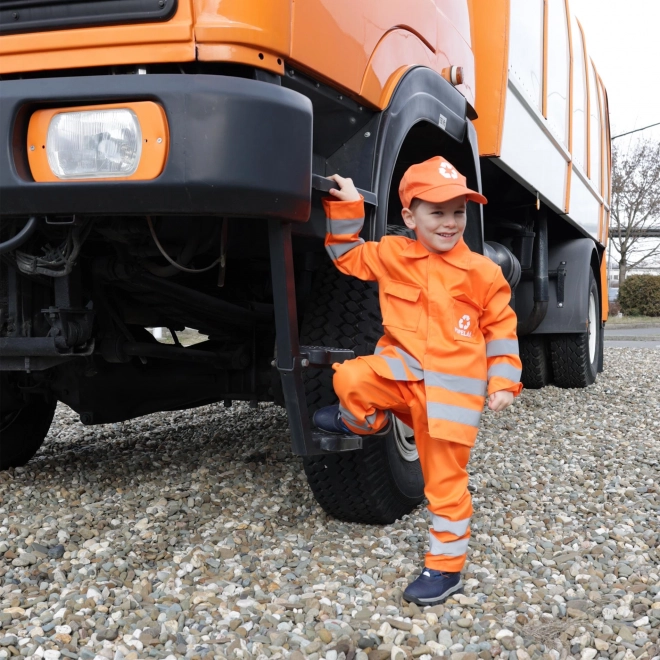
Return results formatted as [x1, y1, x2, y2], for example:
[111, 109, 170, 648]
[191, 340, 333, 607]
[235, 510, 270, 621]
[46, 109, 142, 179]
[27, 102, 169, 182]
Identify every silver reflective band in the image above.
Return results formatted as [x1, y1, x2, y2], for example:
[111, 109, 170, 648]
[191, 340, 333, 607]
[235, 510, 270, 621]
[429, 533, 469, 556]
[377, 355, 408, 380]
[486, 339, 519, 357]
[339, 405, 370, 430]
[425, 370, 487, 396]
[375, 345, 423, 380]
[487, 363, 522, 382]
[427, 402, 482, 427]
[327, 218, 364, 236]
[326, 239, 365, 260]
[431, 514, 471, 537]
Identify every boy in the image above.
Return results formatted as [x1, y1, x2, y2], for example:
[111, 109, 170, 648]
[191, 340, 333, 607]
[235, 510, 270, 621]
[313, 156, 522, 605]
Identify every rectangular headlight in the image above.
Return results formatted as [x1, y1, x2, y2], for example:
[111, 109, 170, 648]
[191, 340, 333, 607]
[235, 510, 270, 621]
[27, 102, 169, 182]
[46, 109, 142, 179]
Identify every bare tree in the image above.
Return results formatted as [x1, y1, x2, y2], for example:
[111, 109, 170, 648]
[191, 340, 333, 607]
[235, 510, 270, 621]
[610, 138, 660, 281]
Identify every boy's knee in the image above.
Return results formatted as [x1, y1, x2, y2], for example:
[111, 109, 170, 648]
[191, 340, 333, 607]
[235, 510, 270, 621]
[333, 359, 370, 396]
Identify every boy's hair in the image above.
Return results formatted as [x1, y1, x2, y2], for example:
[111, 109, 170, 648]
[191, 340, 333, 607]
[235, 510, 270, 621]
[409, 197, 423, 212]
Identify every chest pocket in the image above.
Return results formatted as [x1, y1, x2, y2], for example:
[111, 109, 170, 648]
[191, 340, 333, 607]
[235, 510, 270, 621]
[452, 299, 482, 344]
[382, 281, 423, 332]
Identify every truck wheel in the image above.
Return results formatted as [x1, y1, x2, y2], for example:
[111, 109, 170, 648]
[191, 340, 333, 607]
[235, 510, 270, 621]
[549, 270, 600, 388]
[519, 335, 552, 389]
[0, 380, 56, 469]
[300, 260, 425, 525]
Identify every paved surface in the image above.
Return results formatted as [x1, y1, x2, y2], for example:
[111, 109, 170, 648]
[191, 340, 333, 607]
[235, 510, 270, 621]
[605, 324, 660, 349]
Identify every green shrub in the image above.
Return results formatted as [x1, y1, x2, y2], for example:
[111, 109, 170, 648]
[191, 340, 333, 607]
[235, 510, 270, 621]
[619, 274, 660, 316]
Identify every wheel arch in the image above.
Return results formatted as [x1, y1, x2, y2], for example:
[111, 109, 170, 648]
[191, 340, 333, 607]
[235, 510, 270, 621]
[370, 67, 483, 251]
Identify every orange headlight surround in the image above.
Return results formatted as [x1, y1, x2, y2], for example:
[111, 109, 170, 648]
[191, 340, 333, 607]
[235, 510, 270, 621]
[27, 101, 169, 182]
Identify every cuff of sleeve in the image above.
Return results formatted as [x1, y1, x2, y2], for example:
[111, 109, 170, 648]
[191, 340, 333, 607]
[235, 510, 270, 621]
[488, 378, 523, 397]
[322, 196, 365, 220]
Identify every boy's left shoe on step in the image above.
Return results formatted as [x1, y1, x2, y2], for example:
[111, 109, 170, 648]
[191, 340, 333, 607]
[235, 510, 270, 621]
[403, 567, 462, 606]
[312, 404, 392, 436]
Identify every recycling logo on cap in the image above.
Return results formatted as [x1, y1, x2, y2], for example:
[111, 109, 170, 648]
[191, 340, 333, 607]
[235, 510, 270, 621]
[439, 161, 459, 179]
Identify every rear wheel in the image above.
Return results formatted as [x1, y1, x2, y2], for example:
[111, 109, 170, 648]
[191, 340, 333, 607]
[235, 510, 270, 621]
[300, 260, 425, 524]
[519, 335, 552, 389]
[0, 377, 56, 469]
[549, 270, 601, 388]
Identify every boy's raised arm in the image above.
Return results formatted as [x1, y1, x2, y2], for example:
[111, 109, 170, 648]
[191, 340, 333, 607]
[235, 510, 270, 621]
[480, 270, 524, 396]
[322, 175, 383, 281]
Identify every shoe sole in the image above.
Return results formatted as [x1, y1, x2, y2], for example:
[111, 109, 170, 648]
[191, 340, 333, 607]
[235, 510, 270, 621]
[402, 581, 463, 606]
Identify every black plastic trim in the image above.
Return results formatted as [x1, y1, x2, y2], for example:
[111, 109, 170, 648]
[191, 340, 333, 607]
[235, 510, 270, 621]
[515, 238, 599, 334]
[0, 74, 313, 220]
[0, 0, 178, 35]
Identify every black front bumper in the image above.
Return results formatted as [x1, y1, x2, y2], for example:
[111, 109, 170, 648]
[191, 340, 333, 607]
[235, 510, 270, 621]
[0, 74, 313, 221]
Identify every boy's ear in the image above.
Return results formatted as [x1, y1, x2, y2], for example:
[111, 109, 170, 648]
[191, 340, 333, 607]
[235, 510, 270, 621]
[401, 207, 416, 230]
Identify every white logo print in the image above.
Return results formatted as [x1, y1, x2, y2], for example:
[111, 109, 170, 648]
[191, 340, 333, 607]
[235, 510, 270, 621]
[458, 315, 471, 330]
[439, 161, 458, 179]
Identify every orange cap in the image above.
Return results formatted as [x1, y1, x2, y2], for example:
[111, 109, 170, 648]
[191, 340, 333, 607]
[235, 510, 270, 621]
[398, 156, 487, 208]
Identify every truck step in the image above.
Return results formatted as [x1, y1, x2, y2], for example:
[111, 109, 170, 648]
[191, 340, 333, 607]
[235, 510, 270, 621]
[312, 430, 363, 452]
[299, 345, 355, 367]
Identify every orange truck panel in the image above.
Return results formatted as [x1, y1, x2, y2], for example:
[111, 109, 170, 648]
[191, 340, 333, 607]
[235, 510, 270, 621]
[288, 0, 474, 109]
[470, 0, 509, 157]
[0, 0, 195, 75]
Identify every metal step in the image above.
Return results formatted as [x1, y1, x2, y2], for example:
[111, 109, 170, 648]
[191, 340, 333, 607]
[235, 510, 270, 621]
[299, 345, 355, 367]
[312, 430, 363, 452]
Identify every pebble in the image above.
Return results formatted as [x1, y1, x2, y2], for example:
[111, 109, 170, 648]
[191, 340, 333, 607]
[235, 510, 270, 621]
[0, 348, 658, 660]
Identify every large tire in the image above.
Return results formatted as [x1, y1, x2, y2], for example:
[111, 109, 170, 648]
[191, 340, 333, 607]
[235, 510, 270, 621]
[549, 270, 601, 388]
[519, 335, 552, 389]
[0, 377, 56, 469]
[300, 259, 425, 524]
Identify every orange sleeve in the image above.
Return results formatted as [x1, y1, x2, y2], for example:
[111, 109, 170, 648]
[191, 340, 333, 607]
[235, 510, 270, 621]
[480, 270, 523, 396]
[322, 196, 383, 281]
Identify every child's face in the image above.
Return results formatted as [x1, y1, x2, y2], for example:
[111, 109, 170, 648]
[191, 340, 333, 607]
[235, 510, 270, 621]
[401, 195, 467, 253]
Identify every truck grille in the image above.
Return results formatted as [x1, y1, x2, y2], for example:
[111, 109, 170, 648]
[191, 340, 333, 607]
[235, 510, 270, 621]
[0, 0, 177, 35]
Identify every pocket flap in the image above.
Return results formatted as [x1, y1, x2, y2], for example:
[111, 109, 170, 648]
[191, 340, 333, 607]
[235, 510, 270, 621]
[384, 280, 422, 302]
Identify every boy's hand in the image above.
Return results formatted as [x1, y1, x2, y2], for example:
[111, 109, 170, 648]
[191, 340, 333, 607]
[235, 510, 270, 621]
[327, 174, 361, 202]
[488, 390, 514, 412]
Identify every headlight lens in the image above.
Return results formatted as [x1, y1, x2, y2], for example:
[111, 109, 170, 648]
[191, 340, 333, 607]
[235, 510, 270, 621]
[46, 109, 142, 179]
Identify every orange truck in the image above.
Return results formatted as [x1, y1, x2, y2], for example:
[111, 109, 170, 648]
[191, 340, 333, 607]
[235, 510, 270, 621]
[0, 0, 610, 522]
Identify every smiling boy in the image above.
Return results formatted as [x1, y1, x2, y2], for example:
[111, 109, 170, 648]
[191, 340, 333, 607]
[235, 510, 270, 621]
[313, 156, 523, 605]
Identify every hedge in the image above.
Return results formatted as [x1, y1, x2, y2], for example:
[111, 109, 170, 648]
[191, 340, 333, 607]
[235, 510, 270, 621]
[618, 274, 660, 316]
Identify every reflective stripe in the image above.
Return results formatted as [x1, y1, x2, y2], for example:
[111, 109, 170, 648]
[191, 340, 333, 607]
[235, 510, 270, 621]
[377, 355, 408, 380]
[326, 239, 365, 260]
[327, 218, 364, 236]
[425, 370, 487, 396]
[393, 347, 424, 378]
[429, 533, 469, 557]
[375, 345, 423, 379]
[431, 514, 471, 537]
[486, 338, 519, 357]
[365, 411, 378, 427]
[339, 407, 387, 431]
[339, 405, 371, 431]
[487, 363, 522, 382]
[427, 402, 482, 428]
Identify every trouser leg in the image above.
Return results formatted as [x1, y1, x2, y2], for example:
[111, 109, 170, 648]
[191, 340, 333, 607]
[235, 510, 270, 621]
[332, 358, 408, 434]
[408, 382, 472, 573]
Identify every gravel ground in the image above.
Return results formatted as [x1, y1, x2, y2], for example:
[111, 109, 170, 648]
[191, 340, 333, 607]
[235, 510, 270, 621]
[1, 347, 659, 660]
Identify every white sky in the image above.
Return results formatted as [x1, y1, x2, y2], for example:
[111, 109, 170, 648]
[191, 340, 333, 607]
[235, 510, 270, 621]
[571, 0, 660, 145]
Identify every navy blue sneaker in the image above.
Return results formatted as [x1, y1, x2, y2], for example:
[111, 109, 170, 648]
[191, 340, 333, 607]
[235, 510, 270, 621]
[312, 405, 392, 436]
[312, 405, 353, 435]
[403, 568, 462, 606]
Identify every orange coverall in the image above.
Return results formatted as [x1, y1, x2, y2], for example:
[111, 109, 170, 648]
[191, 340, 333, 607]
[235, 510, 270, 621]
[324, 197, 523, 571]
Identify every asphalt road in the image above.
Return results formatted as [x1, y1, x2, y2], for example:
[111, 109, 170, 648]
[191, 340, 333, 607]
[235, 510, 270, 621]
[604, 323, 660, 348]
